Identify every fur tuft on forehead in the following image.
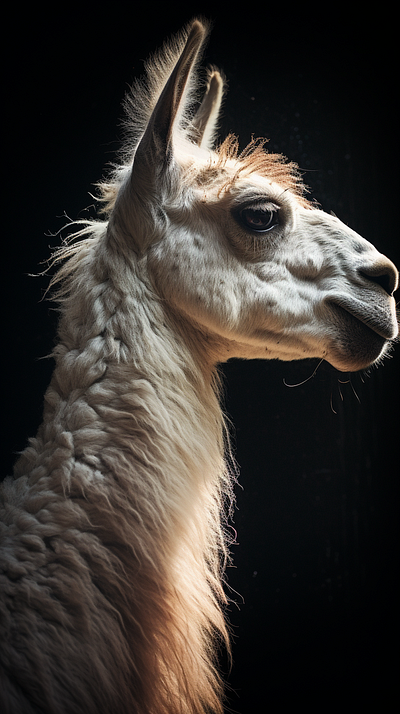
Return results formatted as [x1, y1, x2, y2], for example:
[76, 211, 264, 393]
[195, 134, 312, 206]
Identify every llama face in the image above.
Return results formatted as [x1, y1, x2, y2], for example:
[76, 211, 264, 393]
[115, 19, 398, 373]
[145, 166, 398, 372]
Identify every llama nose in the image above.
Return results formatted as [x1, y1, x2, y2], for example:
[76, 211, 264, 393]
[358, 259, 399, 296]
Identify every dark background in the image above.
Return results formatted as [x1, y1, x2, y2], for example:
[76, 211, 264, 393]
[4, 5, 399, 712]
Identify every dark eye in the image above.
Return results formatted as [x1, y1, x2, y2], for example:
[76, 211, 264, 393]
[238, 206, 279, 233]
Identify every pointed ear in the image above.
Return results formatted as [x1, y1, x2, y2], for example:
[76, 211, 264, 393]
[192, 68, 224, 150]
[131, 20, 208, 186]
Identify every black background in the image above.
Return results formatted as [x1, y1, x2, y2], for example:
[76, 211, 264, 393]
[4, 5, 399, 712]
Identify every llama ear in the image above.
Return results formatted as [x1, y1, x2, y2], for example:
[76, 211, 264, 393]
[131, 20, 208, 185]
[192, 69, 224, 150]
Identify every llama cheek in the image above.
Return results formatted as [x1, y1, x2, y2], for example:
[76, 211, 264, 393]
[284, 250, 325, 281]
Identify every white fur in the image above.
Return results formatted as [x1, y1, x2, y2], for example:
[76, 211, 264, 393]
[1, 18, 398, 714]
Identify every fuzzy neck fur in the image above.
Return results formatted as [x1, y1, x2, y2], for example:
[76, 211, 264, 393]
[1, 222, 232, 714]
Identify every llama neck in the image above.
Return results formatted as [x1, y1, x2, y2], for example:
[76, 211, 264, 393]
[13, 234, 231, 712]
[16, 230, 230, 582]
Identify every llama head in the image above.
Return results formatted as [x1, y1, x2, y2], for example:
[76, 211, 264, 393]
[105, 19, 398, 372]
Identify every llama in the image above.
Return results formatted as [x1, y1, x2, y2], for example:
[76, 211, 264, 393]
[0, 18, 398, 714]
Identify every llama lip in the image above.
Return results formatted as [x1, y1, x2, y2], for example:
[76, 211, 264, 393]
[326, 296, 398, 341]
[325, 301, 391, 370]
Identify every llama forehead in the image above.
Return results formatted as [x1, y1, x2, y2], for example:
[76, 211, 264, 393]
[174, 134, 309, 202]
[201, 142, 308, 204]
[174, 148, 301, 201]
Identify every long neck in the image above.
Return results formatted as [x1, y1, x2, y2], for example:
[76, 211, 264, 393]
[14, 229, 231, 713]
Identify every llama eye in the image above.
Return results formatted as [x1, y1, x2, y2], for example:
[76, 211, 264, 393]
[238, 206, 279, 233]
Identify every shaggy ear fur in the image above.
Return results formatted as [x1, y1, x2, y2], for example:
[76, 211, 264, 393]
[131, 19, 207, 185]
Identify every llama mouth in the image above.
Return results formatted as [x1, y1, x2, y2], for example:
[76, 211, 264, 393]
[326, 296, 398, 341]
[325, 300, 395, 370]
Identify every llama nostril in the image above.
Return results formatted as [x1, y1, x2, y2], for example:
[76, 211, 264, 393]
[359, 261, 399, 296]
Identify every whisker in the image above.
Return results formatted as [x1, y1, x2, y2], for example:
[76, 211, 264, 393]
[349, 377, 361, 403]
[336, 375, 361, 404]
[283, 358, 323, 387]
